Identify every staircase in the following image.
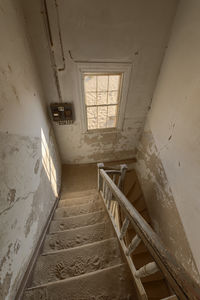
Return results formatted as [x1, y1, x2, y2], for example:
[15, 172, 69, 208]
[22, 189, 137, 300]
[21, 163, 199, 300]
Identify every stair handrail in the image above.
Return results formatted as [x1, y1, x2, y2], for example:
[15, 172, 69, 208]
[97, 163, 200, 300]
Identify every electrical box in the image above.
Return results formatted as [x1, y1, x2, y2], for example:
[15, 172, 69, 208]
[50, 103, 74, 125]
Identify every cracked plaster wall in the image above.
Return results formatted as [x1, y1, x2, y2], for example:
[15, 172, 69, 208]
[136, 0, 200, 283]
[0, 1, 61, 299]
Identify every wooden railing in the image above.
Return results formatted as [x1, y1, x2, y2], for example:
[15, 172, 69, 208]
[97, 163, 200, 300]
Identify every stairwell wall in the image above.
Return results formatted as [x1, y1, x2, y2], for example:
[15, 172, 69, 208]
[135, 0, 200, 283]
[0, 1, 61, 299]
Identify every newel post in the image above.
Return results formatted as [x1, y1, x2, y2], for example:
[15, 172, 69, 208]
[97, 163, 104, 192]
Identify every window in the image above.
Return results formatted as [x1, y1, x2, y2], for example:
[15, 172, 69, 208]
[84, 74, 122, 130]
[77, 63, 132, 132]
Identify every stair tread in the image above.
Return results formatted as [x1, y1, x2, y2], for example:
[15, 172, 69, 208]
[61, 189, 97, 199]
[43, 221, 115, 252]
[54, 201, 104, 219]
[49, 210, 108, 232]
[28, 238, 122, 287]
[23, 264, 136, 300]
[58, 194, 99, 207]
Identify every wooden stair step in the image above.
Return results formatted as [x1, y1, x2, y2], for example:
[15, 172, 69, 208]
[23, 264, 136, 300]
[60, 189, 97, 200]
[43, 221, 115, 253]
[58, 194, 99, 208]
[28, 238, 122, 287]
[49, 210, 108, 233]
[53, 201, 104, 219]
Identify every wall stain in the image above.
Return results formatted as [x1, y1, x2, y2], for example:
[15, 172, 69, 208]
[7, 189, 16, 204]
[34, 158, 40, 174]
[8, 64, 12, 73]
[11, 85, 20, 103]
[136, 126, 200, 283]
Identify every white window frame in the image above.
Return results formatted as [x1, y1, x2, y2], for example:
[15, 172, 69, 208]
[76, 62, 132, 133]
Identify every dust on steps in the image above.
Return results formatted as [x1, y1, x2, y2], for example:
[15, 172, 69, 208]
[22, 189, 137, 300]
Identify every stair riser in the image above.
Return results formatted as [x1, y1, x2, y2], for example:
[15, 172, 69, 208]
[54, 202, 103, 219]
[49, 211, 108, 233]
[61, 189, 97, 200]
[58, 195, 99, 207]
[29, 238, 122, 287]
[24, 264, 136, 300]
[43, 222, 115, 252]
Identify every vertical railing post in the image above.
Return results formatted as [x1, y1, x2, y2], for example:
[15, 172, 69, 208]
[97, 163, 104, 192]
[118, 164, 128, 191]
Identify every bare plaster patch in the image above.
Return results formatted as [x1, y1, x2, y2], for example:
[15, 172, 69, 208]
[136, 126, 200, 283]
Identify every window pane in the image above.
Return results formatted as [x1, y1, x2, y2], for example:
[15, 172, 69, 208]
[109, 75, 120, 91]
[108, 105, 117, 117]
[98, 106, 107, 128]
[85, 92, 97, 105]
[107, 116, 116, 128]
[88, 118, 98, 130]
[97, 91, 107, 105]
[97, 76, 108, 91]
[108, 91, 118, 104]
[84, 75, 96, 92]
[87, 107, 97, 119]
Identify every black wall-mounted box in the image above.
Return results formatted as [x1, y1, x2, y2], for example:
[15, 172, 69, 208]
[50, 103, 74, 125]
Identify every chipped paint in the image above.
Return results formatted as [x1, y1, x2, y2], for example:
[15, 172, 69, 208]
[135, 122, 200, 284]
[0, 130, 61, 300]
[0, 1, 61, 298]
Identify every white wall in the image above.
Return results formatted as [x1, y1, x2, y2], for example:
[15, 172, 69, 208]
[21, 0, 178, 164]
[0, 1, 61, 299]
[138, 0, 200, 278]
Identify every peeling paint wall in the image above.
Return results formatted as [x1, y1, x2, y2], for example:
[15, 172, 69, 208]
[0, 1, 61, 299]
[136, 0, 200, 283]
[21, 0, 178, 164]
[136, 121, 200, 283]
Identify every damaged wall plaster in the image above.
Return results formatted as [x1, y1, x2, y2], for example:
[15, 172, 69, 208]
[136, 0, 200, 282]
[21, 0, 178, 164]
[136, 122, 200, 283]
[0, 1, 61, 299]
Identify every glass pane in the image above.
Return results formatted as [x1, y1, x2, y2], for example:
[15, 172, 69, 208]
[109, 75, 120, 91]
[88, 118, 98, 130]
[108, 105, 117, 117]
[84, 75, 96, 92]
[97, 91, 107, 105]
[85, 92, 97, 105]
[97, 75, 108, 91]
[98, 106, 107, 129]
[108, 91, 118, 104]
[87, 107, 97, 119]
[107, 116, 116, 128]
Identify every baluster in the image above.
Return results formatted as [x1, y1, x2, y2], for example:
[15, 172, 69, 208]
[135, 262, 159, 279]
[103, 182, 107, 199]
[102, 178, 106, 198]
[113, 174, 116, 183]
[126, 235, 141, 256]
[118, 164, 128, 191]
[97, 162, 104, 191]
[119, 217, 130, 240]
